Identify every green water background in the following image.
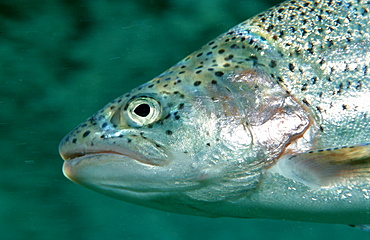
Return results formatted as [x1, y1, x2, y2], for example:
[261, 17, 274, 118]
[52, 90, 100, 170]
[1, 0, 369, 239]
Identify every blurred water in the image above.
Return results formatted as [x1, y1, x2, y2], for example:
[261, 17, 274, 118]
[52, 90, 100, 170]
[1, 0, 368, 239]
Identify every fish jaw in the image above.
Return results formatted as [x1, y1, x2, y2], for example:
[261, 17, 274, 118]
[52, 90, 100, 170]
[59, 120, 171, 168]
[58, 111, 196, 194]
[59, 125, 211, 215]
[62, 153, 139, 189]
[61, 151, 224, 217]
[62, 150, 190, 192]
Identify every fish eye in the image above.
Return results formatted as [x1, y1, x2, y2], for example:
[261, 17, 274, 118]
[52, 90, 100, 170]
[126, 97, 161, 127]
[134, 103, 151, 117]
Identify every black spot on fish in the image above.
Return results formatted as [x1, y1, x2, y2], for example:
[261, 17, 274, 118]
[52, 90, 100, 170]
[166, 130, 173, 135]
[337, 83, 343, 94]
[194, 81, 201, 86]
[311, 77, 317, 84]
[319, 125, 324, 132]
[82, 131, 90, 138]
[269, 60, 277, 68]
[302, 98, 310, 106]
[178, 103, 184, 110]
[224, 54, 234, 60]
[140, 132, 147, 139]
[363, 65, 368, 75]
[301, 83, 308, 91]
[88, 117, 97, 125]
[215, 71, 224, 77]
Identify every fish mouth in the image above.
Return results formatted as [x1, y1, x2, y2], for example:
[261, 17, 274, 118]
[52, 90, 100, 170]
[60, 148, 167, 167]
[61, 151, 145, 188]
[61, 150, 127, 161]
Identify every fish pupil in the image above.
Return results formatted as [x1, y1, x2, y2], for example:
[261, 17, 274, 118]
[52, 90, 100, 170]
[134, 103, 151, 117]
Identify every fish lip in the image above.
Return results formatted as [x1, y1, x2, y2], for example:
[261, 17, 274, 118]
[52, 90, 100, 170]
[60, 150, 126, 161]
[60, 149, 165, 166]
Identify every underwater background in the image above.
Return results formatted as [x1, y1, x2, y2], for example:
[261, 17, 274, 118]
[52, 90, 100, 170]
[1, 0, 369, 239]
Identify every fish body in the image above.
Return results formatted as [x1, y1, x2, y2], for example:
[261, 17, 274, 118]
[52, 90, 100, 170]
[59, 0, 370, 227]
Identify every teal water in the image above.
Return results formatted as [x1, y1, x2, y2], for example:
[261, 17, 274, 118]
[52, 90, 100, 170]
[1, 0, 369, 239]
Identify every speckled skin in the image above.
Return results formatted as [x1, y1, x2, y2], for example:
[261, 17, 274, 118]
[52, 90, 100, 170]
[59, 0, 370, 226]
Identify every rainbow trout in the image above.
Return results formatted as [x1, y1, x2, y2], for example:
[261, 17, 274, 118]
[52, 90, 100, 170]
[59, 0, 370, 230]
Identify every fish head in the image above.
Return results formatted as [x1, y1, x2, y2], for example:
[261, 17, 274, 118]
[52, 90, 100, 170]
[59, 35, 311, 215]
[59, 69, 255, 213]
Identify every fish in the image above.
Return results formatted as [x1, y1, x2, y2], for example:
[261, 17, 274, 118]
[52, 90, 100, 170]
[59, 0, 370, 230]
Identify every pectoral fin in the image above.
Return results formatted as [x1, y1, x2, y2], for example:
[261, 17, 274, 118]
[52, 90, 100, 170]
[271, 143, 370, 188]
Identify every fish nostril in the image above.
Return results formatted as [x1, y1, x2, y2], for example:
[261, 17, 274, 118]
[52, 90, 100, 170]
[110, 107, 122, 126]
